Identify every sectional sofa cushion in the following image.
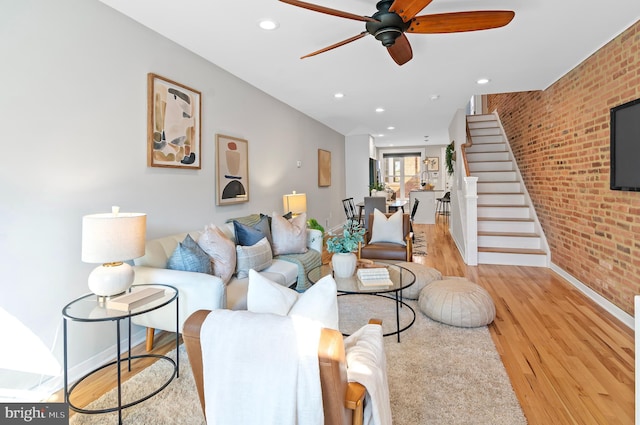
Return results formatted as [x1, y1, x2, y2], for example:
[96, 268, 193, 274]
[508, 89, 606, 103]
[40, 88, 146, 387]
[233, 215, 273, 247]
[167, 234, 212, 274]
[271, 212, 308, 256]
[198, 224, 236, 284]
[235, 237, 273, 279]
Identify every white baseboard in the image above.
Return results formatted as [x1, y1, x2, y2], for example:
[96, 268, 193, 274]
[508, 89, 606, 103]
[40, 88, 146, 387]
[551, 263, 633, 330]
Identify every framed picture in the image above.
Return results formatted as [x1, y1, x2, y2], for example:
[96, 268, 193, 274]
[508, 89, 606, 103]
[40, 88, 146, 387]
[318, 149, 331, 187]
[216, 134, 249, 205]
[147, 73, 201, 169]
[425, 157, 439, 171]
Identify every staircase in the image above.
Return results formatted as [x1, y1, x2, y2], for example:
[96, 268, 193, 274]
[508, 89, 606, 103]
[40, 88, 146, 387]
[465, 114, 549, 267]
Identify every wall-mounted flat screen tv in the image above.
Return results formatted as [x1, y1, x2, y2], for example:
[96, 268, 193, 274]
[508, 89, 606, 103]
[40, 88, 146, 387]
[610, 98, 640, 191]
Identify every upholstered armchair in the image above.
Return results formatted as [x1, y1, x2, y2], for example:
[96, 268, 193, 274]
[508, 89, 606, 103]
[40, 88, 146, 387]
[184, 309, 385, 425]
[358, 211, 412, 262]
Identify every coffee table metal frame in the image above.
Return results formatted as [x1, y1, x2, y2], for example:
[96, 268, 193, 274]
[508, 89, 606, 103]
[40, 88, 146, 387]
[62, 284, 179, 425]
[307, 262, 416, 342]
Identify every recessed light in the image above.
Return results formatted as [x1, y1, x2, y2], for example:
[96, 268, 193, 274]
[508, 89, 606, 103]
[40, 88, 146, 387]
[378, 134, 385, 137]
[476, 78, 490, 85]
[387, 126, 395, 130]
[258, 19, 279, 30]
[430, 94, 440, 100]
[334, 93, 344, 99]
[375, 107, 385, 113]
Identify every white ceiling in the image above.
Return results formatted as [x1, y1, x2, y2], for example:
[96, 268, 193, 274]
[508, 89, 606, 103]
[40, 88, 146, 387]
[100, 0, 640, 147]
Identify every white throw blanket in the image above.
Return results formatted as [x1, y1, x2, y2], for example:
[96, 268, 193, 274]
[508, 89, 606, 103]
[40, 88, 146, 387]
[200, 310, 323, 425]
[344, 324, 393, 425]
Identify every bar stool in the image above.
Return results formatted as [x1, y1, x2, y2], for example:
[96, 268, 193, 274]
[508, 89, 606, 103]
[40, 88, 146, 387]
[436, 192, 450, 220]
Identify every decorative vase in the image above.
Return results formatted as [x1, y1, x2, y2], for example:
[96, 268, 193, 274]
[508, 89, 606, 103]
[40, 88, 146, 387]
[332, 252, 357, 278]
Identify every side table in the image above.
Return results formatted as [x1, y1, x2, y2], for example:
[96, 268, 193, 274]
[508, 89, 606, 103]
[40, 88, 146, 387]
[62, 284, 179, 425]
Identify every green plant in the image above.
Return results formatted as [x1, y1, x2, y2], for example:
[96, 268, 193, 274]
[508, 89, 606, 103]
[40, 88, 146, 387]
[306, 218, 325, 234]
[445, 141, 455, 175]
[326, 219, 365, 253]
[369, 182, 385, 191]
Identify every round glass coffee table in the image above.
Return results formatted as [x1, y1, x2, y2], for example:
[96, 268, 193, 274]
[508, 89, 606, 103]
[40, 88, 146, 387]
[307, 262, 416, 342]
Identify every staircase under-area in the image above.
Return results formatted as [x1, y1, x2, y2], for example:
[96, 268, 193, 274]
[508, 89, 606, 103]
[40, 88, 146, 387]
[466, 114, 548, 267]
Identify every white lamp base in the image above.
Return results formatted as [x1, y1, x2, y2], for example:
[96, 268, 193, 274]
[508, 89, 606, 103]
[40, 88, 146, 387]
[88, 262, 134, 296]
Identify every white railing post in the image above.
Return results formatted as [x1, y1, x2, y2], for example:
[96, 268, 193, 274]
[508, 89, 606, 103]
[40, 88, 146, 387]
[463, 176, 478, 266]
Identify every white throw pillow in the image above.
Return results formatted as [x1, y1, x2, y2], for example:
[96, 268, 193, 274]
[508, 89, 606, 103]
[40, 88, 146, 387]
[369, 209, 406, 245]
[235, 238, 273, 279]
[271, 212, 308, 256]
[247, 269, 339, 330]
[197, 224, 237, 284]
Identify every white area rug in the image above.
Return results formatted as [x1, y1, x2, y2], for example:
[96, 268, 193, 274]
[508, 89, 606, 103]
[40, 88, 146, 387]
[70, 297, 526, 424]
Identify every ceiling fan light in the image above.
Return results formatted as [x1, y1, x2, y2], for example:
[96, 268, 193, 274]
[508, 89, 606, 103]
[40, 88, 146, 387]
[374, 27, 402, 47]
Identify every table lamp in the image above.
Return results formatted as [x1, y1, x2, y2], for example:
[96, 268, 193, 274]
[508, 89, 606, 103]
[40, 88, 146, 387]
[282, 191, 307, 216]
[81, 206, 146, 297]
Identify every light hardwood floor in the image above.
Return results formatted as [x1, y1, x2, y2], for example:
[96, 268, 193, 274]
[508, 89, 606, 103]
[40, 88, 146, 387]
[55, 222, 635, 424]
[414, 221, 634, 425]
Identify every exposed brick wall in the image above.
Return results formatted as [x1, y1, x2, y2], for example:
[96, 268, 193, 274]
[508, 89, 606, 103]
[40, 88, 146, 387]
[487, 20, 640, 316]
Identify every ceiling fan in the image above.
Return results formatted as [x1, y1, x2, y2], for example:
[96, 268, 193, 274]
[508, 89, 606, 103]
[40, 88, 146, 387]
[279, 0, 515, 65]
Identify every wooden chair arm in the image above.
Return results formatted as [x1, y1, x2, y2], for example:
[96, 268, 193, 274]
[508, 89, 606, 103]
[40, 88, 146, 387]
[345, 382, 366, 425]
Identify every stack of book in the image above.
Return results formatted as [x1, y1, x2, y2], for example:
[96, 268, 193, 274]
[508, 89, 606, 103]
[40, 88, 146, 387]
[356, 267, 392, 289]
[106, 287, 166, 311]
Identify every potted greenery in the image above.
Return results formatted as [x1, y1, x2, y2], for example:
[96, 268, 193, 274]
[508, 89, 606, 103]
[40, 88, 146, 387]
[306, 218, 325, 234]
[369, 182, 385, 196]
[445, 141, 455, 175]
[306, 218, 325, 252]
[326, 219, 365, 278]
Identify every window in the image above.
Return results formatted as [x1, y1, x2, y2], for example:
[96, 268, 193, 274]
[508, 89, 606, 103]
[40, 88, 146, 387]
[382, 153, 421, 199]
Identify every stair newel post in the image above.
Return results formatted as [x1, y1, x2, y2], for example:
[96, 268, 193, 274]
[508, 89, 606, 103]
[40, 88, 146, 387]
[463, 176, 479, 266]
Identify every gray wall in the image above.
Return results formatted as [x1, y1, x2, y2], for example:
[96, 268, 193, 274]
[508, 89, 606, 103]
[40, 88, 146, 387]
[0, 0, 346, 395]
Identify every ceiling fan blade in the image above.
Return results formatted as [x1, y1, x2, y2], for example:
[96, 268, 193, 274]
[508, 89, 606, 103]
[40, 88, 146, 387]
[279, 0, 378, 23]
[387, 33, 413, 65]
[301, 32, 368, 59]
[408, 11, 515, 33]
[389, 0, 434, 22]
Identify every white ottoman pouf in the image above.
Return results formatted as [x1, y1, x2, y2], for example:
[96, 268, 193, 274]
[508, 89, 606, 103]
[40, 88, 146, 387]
[396, 262, 442, 299]
[418, 278, 496, 327]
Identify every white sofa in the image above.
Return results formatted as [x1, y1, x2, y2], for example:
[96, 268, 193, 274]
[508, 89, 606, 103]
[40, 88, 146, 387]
[131, 222, 323, 349]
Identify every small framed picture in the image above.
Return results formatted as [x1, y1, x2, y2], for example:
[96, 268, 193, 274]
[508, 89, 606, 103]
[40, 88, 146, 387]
[425, 157, 439, 171]
[216, 134, 249, 205]
[147, 73, 201, 169]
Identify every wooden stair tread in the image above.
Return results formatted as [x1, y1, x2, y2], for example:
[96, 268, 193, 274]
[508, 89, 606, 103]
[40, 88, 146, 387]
[478, 204, 529, 208]
[478, 246, 547, 255]
[477, 217, 535, 222]
[478, 191, 525, 195]
[467, 159, 512, 163]
[478, 231, 540, 238]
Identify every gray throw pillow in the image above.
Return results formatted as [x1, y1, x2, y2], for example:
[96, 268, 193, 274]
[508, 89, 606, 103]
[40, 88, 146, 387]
[167, 234, 212, 274]
[233, 215, 273, 247]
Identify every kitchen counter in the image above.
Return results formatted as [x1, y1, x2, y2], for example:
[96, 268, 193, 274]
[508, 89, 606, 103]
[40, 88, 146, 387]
[409, 190, 436, 224]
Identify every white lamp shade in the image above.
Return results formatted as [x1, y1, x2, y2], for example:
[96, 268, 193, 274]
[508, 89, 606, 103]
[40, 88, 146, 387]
[82, 212, 146, 263]
[283, 193, 307, 215]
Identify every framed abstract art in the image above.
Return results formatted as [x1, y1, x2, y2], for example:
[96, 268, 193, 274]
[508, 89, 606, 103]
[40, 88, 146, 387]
[318, 149, 331, 187]
[216, 134, 249, 205]
[147, 73, 201, 169]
